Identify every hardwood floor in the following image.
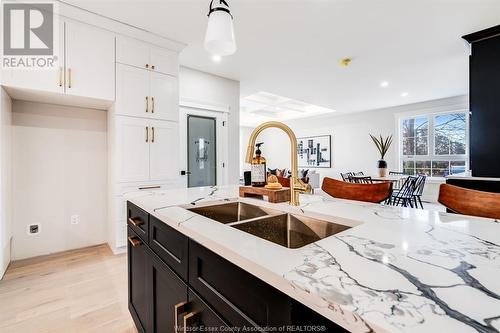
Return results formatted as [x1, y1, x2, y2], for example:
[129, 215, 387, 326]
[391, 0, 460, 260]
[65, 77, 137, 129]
[0, 244, 136, 333]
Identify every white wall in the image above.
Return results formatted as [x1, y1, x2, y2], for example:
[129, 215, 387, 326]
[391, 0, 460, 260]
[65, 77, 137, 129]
[11, 101, 107, 260]
[179, 66, 240, 184]
[0, 88, 12, 277]
[240, 96, 468, 201]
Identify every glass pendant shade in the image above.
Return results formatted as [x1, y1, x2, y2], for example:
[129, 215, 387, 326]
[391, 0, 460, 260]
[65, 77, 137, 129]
[204, 7, 236, 56]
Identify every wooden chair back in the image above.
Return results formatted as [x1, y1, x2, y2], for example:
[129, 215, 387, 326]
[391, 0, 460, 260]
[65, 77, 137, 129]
[438, 184, 500, 220]
[277, 176, 290, 188]
[322, 177, 393, 203]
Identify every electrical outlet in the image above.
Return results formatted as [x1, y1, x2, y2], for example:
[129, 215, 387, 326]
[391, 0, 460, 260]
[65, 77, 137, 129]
[71, 215, 79, 225]
[27, 224, 40, 235]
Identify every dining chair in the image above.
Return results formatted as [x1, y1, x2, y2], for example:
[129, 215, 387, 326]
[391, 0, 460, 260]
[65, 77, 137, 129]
[390, 176, 418, 207]
[354, 172, 364, 176]
[389, 171, 405, 175]
[277, 176, 290, 188]
[322, 177, 393, 203]
[340, 172, 354, 182]
[412, 175, 427, 209]
[389, 171, 406, 190]
[438, 184, 500, 220]
[351, 176, 373, 184]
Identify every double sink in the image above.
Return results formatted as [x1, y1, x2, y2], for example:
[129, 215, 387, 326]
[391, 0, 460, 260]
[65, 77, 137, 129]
[186, 202, 351, 249]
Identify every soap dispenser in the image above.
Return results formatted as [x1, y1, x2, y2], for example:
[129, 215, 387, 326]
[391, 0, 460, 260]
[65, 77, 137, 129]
[251, 142, 267, 187]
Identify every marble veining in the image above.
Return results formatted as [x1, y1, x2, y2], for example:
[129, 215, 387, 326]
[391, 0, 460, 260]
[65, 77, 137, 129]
[128, 185, 500, 333]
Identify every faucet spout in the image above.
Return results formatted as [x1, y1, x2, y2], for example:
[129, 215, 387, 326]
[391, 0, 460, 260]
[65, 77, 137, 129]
[245, 121, 311, 206]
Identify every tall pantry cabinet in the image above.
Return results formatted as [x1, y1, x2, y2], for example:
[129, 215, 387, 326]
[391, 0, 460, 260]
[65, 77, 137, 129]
[108, 37, 183, 253]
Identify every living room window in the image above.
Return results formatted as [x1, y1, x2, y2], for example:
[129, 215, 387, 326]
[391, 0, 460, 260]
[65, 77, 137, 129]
[399, 112, 469, 177]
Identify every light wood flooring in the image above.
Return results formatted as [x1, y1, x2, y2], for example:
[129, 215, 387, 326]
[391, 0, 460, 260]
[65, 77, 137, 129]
[0, 244, 136, 333]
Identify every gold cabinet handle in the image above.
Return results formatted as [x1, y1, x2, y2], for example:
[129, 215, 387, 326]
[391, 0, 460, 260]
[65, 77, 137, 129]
[67, 68, 72, 88]
[146, 96, 149, 113]
[58, 67, 63, 87]
[127, 236, 142, 247]
[145, 63, 149, 69]
[151, 65, 155, 70]
[151, 127, 155, 143]
[128, 217, 144, 227]
[151, 97, 155, 113]
[183, 312, 199, 333]
[174, 302, 188, 333]
[145, 127, 149, 143]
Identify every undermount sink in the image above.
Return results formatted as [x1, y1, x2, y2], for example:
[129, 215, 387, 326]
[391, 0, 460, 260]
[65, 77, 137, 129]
[232, 214, 351, 249]
[187, 202, 351, 248]
[187, 202, 281, 224]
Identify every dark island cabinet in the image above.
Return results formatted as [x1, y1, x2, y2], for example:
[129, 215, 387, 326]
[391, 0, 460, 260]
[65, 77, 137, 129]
[127, 201, 348, 333]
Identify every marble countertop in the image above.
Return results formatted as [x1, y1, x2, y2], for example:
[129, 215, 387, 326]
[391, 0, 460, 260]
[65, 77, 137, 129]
[128, 185, 500, 333]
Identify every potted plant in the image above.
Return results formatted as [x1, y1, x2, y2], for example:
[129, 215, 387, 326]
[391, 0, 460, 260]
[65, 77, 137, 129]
[369, 134, 393, 177]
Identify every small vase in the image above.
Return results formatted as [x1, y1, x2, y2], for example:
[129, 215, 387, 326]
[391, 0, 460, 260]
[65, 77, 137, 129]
[377, 159, 388, 177]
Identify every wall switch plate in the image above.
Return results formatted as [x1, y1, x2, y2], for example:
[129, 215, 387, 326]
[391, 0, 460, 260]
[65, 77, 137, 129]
[71, 215, 79, 225]
[27, 224, 40, 235]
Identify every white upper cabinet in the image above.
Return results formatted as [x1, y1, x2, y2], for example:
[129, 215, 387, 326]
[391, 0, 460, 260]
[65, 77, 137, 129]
[149, 72, 178, 121]
[65, 20, 115, 101]
[115, 64, 150, 118]
[149, 120, 179, 181]
[116, 36, 178, 76]
[1, 21, 64, 94]
[116, 64, 178, 121]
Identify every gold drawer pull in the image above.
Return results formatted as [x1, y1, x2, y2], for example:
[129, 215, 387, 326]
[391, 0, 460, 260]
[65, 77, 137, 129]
[174, 302, 188, 333]
[145, 63, 149, 69]
[58, 67, 63, 87]
[146, 96, 149, 113]
[128, 217, 144, 227]
[127, 236, 142, 247]
[183, 312, 199, 333]
[151, 127, 155, 143]
[151, 97, 155, 113]
[67, 68, 72, 88]
[145, 126, 149, 143]
[151, 65, 155, 70]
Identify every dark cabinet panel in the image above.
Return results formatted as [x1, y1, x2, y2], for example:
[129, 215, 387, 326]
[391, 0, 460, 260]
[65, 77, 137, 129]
[149, 215, 189, 281]
[150, 252, 188, 333]
[128, 202, 150, 242]
[128, 227, 150, 333]
[189, 240, 292, 330]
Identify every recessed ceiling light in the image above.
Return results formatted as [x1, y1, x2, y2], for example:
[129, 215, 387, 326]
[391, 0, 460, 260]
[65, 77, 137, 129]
[401, 92, 409, 97]
[212, 55, 222, 62]
[380, 81, 389, 88]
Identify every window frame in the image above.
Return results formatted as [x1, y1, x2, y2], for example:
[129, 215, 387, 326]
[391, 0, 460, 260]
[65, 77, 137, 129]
[398, 110, 469, 178]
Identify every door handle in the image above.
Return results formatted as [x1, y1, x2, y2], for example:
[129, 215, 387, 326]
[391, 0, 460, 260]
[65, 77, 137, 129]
[127, 236, 142, 247]
[128, 217, 144, 227]
[58, 67, 63, 87]
[151, 127, 155, 143]
[174, 302, 188, 333]
[151, 97, 155, 113]
[67, 68, 72, 88]
[145, 127, 149, 143]
[180, 171, 192, 176]
[183, 312, 199, 333]
[146, 96, 149, 113]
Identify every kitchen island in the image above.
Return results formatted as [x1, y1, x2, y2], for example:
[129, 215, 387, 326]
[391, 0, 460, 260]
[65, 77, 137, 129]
[126, 185, 500, 333]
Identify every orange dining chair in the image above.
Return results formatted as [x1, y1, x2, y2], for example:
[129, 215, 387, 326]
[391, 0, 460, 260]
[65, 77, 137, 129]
[321, 177, 393, 204]
[438, 184, 500, 220]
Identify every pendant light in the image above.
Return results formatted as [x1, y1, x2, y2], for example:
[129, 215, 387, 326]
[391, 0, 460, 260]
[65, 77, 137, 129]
[204, 0, 236, 56]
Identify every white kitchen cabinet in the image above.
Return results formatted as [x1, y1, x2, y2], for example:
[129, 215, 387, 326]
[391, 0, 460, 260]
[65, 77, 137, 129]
[149, 120, 179, 181]
[149, 72, 178, 121]
[116, 116, 150, 183]
[116, 36, 178, 76]
[65, 20, 115, 101]
[1, 20, 115, 102]
[116, 64, 178, 121]
[1, 21, 64, 94]
[115, 64, 150, 118]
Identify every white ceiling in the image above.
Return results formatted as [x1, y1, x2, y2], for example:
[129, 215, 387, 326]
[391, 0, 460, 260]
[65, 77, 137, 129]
[65, 0, 500, 117]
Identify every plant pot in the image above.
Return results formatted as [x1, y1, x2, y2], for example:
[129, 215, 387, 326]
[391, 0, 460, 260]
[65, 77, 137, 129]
[377, 159, 388, 177]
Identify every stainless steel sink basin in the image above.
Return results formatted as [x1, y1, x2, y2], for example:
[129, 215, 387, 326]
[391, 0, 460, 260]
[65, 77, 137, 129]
[232, 213, 351, 249]
[187, 202, 281, 224]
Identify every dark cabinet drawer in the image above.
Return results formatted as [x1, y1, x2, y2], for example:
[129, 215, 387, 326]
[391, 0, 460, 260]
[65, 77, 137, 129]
[127, 227, 149, 333]
[183, 289, 233, 332]
[150, 251, 188, 333]
[149, 215, 189, 281]
[127, 201, 149, 243]
[189, 240, 292, 330]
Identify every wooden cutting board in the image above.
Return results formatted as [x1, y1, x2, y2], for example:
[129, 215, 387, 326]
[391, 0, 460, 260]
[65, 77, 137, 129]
[239, 186, 290, 203]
